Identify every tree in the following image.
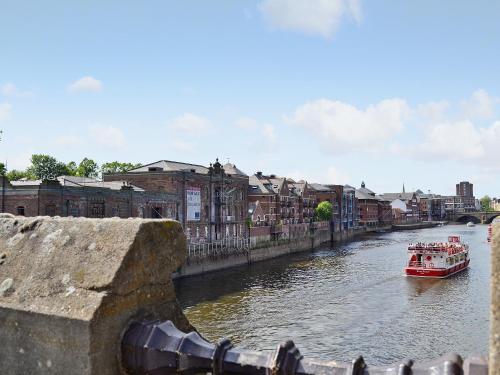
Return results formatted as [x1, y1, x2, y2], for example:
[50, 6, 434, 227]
[0, 162, 5, 176]
[480, 195, 492, 212]
[315, 201, 333, 221]
[26, 154, 67, 180]
[6, 169, 34, 181]
[65, 161, 78, 176]
[77, 158, 99, 178]
[101, 161, 141, 174]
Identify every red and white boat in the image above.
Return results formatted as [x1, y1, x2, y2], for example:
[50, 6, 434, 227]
[405, 235, 470, 278]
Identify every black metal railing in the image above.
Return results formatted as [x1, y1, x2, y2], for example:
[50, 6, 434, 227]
[121, 320, 488, 375]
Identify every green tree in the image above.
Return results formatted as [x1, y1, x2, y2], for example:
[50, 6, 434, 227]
[65, 161, 78, 176]
[26, 154, 66, 180]
[0, 162, 5, 176]
[315, 201, 333, 221]
[101, 161, 141, 174]
[480, 195, 492, 212]
[77, 158, 99, 178]
[6, 169, 34, 181]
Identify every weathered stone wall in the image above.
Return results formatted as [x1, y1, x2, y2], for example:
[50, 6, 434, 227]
[0, 214, 191, 375]
[491, 223, 500, 375]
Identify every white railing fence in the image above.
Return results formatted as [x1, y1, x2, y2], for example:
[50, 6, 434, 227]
[187, 237, 256, 260]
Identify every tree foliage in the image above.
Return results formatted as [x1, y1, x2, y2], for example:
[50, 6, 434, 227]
[26, 154, 69, 180]
[5, 169, 34, 181]
[101, 161, 141, 174]
[77, 158, 99, 177]
[480, 195, 492, 212]
[0, 162, 5, 176]
[315, 201, 333, 221]
[0, 153, 138, 181]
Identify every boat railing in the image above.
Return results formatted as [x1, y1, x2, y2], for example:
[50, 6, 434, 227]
[408, 261, 435, 268]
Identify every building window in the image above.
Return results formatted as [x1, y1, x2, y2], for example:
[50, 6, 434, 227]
[152, 207, 162, 218]
[17, 206, 25, 216]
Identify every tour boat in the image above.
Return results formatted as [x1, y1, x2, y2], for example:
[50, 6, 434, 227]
[405, 236, 469, 278]
[466, 222, 475, 227]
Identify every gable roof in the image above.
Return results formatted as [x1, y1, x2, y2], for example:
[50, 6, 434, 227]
[248, 175, 274, 195]
[223, 163, 247, 176]
[127, 160, 209, 174]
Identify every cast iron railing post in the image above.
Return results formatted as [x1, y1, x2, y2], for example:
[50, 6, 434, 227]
[121, 320, 486, 375]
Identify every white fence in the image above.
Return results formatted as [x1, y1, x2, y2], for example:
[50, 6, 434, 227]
[187, 237, 256, 260]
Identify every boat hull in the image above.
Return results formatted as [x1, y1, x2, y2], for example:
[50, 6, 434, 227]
[405, 259, 470, 278]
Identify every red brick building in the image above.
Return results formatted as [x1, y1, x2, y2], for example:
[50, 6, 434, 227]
[104, 159, 248, 242]
[0, 175, 178, 219]
[356, 182, 388, 228]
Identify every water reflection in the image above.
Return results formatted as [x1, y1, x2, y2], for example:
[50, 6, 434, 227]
[175, 225, 490, 365]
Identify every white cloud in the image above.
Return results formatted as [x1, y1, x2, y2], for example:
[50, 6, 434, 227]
[258, 0, 362, 38]
[288, 98, 410, 153]
[54, 135, 82, 147]
[0, 102, 12, 122]
[68, 76, 103, 93]
[89, 125, 125, 147]
[416, 100, 450, 123]
[460, 89, 498, 119]
[417, 121, 485, 160]
[347, 0, 362, 24]
[169, 113, 212, 135]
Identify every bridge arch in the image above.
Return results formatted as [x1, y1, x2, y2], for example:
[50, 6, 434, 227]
[455, 215, 481, 224]
[485, 213, 500, 224]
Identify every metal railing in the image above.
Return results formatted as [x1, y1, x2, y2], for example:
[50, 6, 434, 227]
[121, 320, 488, 375]
[187, 237, 255, 260]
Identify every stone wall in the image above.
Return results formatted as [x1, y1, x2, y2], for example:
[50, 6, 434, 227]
[491, 223, 500, 375]
[0, 214, 191, 375]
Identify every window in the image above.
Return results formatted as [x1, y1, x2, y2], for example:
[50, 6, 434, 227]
[152, 207, 162, 218]
[17, 206, 25, 216]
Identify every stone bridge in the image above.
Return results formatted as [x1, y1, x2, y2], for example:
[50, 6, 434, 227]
[448, 211, 500, 224]
[1, 214, 499, 374]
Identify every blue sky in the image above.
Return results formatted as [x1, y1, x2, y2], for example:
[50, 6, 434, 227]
[1, 0, 499, 197]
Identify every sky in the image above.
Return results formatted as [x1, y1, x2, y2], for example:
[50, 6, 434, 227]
[1, 0, 499, 197]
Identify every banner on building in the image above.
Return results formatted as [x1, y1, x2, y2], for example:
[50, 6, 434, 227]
[186, 187, 201, 221]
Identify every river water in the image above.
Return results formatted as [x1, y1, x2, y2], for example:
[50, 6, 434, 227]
[175, 225, 490, 365]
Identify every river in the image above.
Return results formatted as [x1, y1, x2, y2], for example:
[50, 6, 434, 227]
[175, 224, 490, 365]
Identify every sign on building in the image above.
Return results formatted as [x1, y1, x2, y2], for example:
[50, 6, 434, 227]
[186, 188, 201, 221]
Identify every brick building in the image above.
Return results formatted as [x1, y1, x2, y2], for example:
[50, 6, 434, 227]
[308, 183, 339, 230]
[356, 182, 392, 227]
[104, 159, 248, 242]
[0, 175, 178, 219]
[248, 173, 302, 226]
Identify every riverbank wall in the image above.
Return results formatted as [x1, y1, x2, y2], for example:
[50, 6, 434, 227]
[173, 225, 369, 279]
[391, 221, 440, 231]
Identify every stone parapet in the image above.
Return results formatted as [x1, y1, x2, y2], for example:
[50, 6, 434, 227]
[0, 214, 190, 375]
[491, 223, 500, 375]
